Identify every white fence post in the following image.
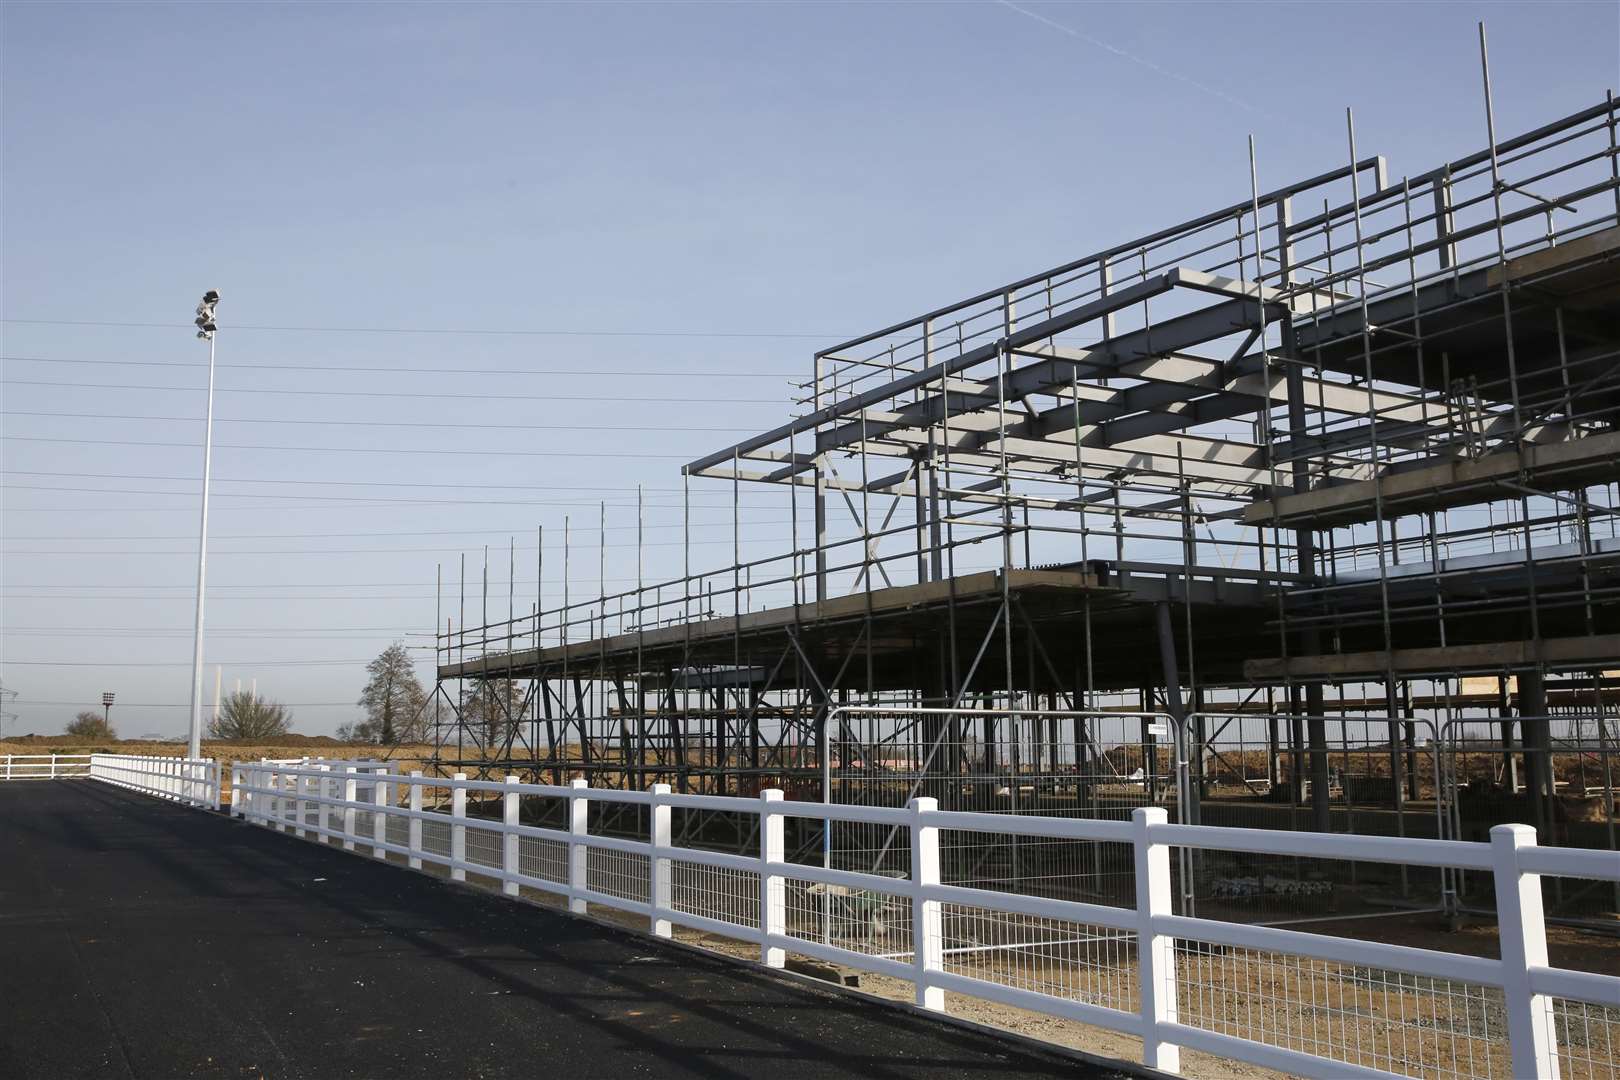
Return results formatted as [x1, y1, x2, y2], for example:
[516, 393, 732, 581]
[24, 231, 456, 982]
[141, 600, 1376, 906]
[1492, 824, 1561, 1079]
[316, 765, 331, 842]
[568, 778, 588, 914]
[294, 770, 309, 838]
[230, 766, 243, 818]
[50, 754, 58, 779]
[502, 775, 521, 896]
[267, 766, 280, 824]
[373, 772, 389, 860]
[909, 796, 944, 1011]
[342, 767, 358, 850]
[450, 773, 467, 883]
[760, 789, 785, 967]
[649, 783, 672, 937]
[408, 771, 423, 869]
[1133, 806, 1181, 1075]
[211, 762, 221, 812]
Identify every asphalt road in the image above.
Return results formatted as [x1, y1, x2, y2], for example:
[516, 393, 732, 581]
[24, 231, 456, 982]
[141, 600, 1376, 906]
[0, 781, 1132, 1079]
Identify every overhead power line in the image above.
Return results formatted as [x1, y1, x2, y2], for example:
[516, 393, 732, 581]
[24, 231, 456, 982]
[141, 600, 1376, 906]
[1, 354, 797, 379]
[4, 435, 697, 460]
[3, 469, 789, 501]
[1, 483, 778, 509]
[0, 318, 843, 339]
[1, 379, 783, 404]
[4, 658, 376, 667]
[1, 522, 776, 541]
[3, 625, 428, 632]
[2, 410, 759, 433]
[10, 699, 367, 708]
[1, 593, 439, 600]
[2, 534, 790, 555]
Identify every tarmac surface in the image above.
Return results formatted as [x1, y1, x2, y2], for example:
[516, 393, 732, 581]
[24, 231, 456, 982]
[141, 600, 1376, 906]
[0, 780, 1132, 1079]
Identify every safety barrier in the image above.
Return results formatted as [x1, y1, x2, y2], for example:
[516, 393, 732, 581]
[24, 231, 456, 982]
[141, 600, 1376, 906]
[231, 760, 1619, 1079]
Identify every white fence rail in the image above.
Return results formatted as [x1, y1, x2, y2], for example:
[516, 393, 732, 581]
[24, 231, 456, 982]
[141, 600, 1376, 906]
[91, 753, 220, 810]
[0, 754, 92, 779]
[225, 761, 1619, 1080]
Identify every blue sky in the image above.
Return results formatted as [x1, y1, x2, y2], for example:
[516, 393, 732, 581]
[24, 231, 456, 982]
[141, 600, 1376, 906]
[3, 1, 1617, 736]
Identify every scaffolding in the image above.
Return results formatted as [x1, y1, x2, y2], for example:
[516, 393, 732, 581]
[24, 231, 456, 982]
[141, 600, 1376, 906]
[429, 80, 1620, 922]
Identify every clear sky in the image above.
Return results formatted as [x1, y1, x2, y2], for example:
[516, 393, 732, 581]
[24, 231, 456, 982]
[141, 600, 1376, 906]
[3, 1, 1617, 737]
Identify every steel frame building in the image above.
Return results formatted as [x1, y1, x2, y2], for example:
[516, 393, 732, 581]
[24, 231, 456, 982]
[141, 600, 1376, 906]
[428, 82, 1620, 915]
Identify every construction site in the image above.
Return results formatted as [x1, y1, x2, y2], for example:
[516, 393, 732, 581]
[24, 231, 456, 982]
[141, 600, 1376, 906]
[425, 89, 1620, 930]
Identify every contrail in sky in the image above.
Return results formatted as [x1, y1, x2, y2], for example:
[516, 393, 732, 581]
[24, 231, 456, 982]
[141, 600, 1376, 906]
[995, 0, 1276, 121]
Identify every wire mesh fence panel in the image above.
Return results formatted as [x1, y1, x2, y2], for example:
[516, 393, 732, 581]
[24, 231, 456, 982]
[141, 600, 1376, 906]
[586, 847, 649, 906]
[421, 816, 452, 859]
[518, 834, 569, 885]
[1554, 998, 1620, 1080]
[353, 809, 375, 840]
[1173, 940, 1511, 1080]
[464, 821, 504, 871]
[1185, 712, 1452, 924]
[386, 814, 409, 848]
[669, 859, 759, 931]
[781, 874, 914, 963]
[1441, 713, 1619, 920]
[939, 903, 1138, 1015]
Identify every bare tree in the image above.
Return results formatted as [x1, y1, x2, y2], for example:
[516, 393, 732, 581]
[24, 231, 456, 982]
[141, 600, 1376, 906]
[66, 710, 115, 740]
[209, 691, 292, 740]
[458, 679, 520, 751]
[353, 643, 427, 744]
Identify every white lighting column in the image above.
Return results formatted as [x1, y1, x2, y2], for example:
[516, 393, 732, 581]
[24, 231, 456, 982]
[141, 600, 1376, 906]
[187, 289, 221, 760]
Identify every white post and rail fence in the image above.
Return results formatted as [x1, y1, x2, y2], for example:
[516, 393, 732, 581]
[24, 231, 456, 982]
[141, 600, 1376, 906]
[226, 759, 1617, 1080]
[91, 753, 221, 809]
[0, 754, 93, 780]
[7, 753, 1616, 1079]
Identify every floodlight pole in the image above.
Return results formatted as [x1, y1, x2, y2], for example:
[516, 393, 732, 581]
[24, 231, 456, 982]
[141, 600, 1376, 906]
[187, 293, 220, 760]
